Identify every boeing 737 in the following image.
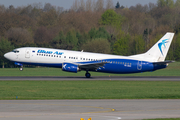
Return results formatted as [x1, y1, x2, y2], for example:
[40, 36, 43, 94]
[4, 32, 174, 78]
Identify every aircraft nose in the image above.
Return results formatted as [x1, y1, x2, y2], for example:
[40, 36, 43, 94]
[4, 52, 11, 59]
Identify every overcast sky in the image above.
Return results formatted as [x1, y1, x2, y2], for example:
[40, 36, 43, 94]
[0, 0, 162, 9]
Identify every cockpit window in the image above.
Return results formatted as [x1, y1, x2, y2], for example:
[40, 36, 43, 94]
[12, 50, 19, 53]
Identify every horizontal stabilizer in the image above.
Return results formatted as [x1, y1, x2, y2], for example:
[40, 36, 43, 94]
[153, 60, 175, 65]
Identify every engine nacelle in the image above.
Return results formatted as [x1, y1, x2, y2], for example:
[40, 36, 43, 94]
[62, 63, 80, 73]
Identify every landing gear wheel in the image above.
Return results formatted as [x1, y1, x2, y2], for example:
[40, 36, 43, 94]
[19, 67, 23, 71]
[85, 72, 91, 78]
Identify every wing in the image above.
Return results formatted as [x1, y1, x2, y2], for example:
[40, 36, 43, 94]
[78, 61, 108, 71]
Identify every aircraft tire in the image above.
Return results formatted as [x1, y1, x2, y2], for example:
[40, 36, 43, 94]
[85, 72, 91, 78]
[20, 67, 23, 71]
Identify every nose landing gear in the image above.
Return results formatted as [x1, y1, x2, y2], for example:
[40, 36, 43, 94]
[19, 66, 23, 71]
[15, 62, 23, 71]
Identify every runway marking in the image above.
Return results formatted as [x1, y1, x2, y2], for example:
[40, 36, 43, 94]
[0, 102, 115, 118]
[115, 108, 180, 113]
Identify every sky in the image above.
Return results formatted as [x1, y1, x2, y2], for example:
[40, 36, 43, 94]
[0, 0, 160, 10]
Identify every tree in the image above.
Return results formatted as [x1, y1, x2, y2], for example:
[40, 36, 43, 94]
[5, 28, 34, 47]
[0, 37, 14, 68]
[19, 5, 33, 15]
[175, 0, 180, 7]
[174, 33, 180, 61]
[133, 35, 145, 54]
[86, 0, 92, 11]
[113, 32, 130, 56]
[94, 0, 104, 12]
[58, 11, 102, 33]
[81, 38, 111, 53]
[88, 27, 110, 40]
[166, 0, 174, 8]
[157, 0, 174, 8]
[43, 3, 54, 12]
[148, 2, 156, 11]
[34, 26, 56, 46]
[79, 0, 85, 11]
[65, 30, 78, 50]
[115, 2, 120, 9]
[157, 0, 166, 7]
[38, 9, 58, 27]
[0, 5, 6, 13]
[51, 31, 67, 49]
[106, 0, 114, 10]
[0, 12, 36, 37]
[71, 0, 80, 11]
[100, 9, 124, 29]
[76, 31, 87, 49]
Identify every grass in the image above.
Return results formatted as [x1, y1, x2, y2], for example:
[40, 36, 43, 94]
[1, 80, 180, 100]
[0, 62, 180, 77]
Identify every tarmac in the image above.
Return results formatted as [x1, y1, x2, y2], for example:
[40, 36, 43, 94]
[1, 99, 180, 120]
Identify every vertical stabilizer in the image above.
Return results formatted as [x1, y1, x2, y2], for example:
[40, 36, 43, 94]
[145, 32, 174, 62]
[130, 32, 175, 62]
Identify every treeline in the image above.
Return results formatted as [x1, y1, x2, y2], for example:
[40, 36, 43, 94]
[1, 0, 180, 68]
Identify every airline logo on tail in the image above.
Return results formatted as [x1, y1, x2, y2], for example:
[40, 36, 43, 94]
[158, 39, 169, 56]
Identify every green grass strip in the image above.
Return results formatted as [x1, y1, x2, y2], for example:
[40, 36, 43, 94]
[1, 81, 180, 100]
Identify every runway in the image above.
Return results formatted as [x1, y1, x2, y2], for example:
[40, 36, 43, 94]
[0, 100, 180, 120]
[0, 76, 180, 81]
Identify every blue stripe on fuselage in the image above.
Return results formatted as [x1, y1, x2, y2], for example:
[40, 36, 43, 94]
[14, 58, 167, 74]
[80, 59, 155, 73]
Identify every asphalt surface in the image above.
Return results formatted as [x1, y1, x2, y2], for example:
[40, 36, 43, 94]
[0, 100, 180, 120]
[0, 76, 180, 81]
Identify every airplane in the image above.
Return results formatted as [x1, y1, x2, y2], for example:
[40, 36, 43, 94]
[4, 32, 174, 78]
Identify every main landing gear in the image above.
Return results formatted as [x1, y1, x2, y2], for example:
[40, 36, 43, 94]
[85, 71, 91, 78]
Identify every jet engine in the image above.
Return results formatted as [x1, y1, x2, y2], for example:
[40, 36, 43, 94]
[62, 63, 80, 73]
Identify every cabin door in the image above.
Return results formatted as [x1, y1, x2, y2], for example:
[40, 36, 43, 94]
[25, 49, 31, 58]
